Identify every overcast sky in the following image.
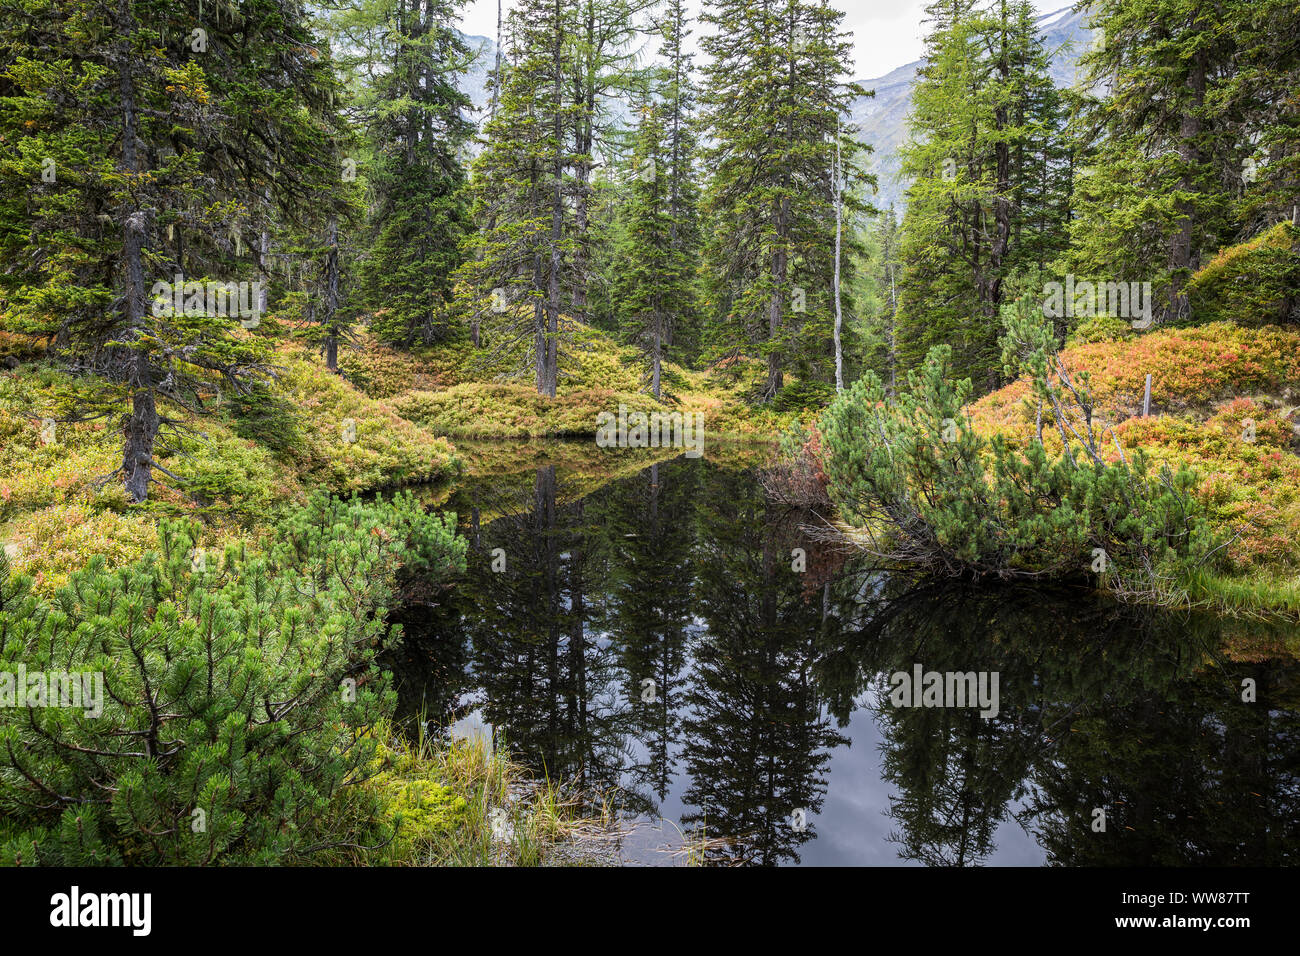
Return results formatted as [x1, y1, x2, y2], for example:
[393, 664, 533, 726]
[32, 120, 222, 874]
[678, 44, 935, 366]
[456, 0, 1072, 79]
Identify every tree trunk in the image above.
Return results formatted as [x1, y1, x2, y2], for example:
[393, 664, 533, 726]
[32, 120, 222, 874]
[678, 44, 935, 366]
[324, 215, 340, 372]
[490, 0, 503, 121]
[652, 320, 662, 398]
[833, 120, 844, 392]
[257, 187, 271, 314]
[1170, 47, 1207, 321]
[543, 0, 563, 398]
[766, 23, 797, 403]
[881, 207, 899, 396]
[118, 1, 157, 504]
[122, 356, 157, 504]
[988, 3, 1011, 323]
[767, 195, 789, 401]
[535, 252, 547, 393]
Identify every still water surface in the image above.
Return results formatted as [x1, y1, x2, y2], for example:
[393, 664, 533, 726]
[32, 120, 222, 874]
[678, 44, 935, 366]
[385, 444, 1300, 865]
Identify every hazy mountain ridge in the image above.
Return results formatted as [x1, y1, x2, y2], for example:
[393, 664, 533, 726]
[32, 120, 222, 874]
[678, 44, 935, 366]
[854, 6, 1094, 211]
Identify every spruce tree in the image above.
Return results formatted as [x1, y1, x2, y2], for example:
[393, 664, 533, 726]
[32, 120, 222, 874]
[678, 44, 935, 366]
[457, 0, 578, 396]
[698, 0, 867, 403]
[565, 0, 646, 327]
[608, 0, 703, 397]
[337, 0, 476, 347]
[1066, 0, 1235, 321]
[895, 0, 1068, 390]
[612, 97, 676, 397]
[654, 0, 703, 364]
[0, 0, 350, 502]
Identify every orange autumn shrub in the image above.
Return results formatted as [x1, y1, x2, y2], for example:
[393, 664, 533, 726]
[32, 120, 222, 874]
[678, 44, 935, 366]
[973, 323, 1300, 428]
[967, 328, 1300, 578]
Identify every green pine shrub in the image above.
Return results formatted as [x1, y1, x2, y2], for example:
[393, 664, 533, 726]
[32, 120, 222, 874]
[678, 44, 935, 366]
[820, 298, 1217, 596]
[0, 491, 466, 865]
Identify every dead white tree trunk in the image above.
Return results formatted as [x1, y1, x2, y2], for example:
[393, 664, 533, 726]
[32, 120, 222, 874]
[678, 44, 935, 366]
[833, 119, 844, 393]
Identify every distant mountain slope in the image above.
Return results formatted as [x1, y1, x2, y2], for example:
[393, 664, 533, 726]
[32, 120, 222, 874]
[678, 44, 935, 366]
[854, 5, 1093, 212]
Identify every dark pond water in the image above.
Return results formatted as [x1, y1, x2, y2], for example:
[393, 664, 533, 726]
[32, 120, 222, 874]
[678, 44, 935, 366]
[384, 444, 1300, 866]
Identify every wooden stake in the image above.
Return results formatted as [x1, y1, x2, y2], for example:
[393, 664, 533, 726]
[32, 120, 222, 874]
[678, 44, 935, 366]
[1143, 373, 1152, 418]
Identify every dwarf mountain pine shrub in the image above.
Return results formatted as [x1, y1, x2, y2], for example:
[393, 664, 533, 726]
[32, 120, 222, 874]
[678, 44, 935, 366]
[820, 298, 1217, 595]
[0, 491, 465, 865]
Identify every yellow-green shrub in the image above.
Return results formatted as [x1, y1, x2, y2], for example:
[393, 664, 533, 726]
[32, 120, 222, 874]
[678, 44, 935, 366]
[393, 381, 674, 438]
[1188, 222, 1300, 327]
[338, 340, 423, 399]
[274, 352, 458, 491]
[1, 503, 157, 595]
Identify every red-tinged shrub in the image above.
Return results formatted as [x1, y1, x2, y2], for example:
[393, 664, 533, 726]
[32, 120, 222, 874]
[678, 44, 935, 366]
[762, 421, 832, 509]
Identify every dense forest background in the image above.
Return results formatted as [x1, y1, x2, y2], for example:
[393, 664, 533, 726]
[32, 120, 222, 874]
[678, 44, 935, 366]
[3, 0, 1297, 504]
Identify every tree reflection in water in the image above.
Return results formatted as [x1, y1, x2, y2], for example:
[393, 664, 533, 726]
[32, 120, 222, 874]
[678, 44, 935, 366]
[385, 447, 1300, 866]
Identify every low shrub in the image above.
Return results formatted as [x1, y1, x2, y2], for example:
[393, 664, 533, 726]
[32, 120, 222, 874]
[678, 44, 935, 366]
[820, 302, 1217, 596]
[761, 422, 831, 509]
[275, 353, 457, 491]
[1066, 313, 1134, 346]
[1188, 222, 1300, 327]
[0, 492, 466, 865]
[1, 503, 157, 595]
[338, 340, 423, 399]
[393, 381, 674, 438]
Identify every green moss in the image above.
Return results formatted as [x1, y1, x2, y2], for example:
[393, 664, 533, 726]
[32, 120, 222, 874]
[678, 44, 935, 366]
[1188, 222, 1300, 327]
[377, 777, 470, 858]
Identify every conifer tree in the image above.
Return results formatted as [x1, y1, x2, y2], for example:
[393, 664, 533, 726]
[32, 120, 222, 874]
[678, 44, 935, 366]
[457, 0, 578, 396]
[1221, 0, 1300, 236]
[608, 0, 703, 396]
[895, 0, 1068, 390]
[566, 0, 647, 326]
[612, 98, 676, 397]
[655, 0, 703, 363]
[1066, 0, 1236, 321]
[0, 0, 350, 502]
[861, 203, 903, 394]
[337, 0, 476, 347]
[698, 0, 867, 403]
